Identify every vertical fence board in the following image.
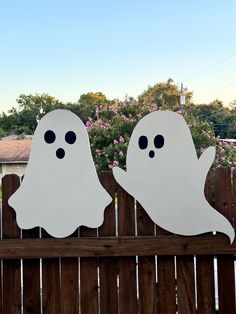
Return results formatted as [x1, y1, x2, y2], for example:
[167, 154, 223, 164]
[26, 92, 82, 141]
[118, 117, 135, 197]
[0, 181, 2, 314]
[80, 226, 98, 314]
[42, 230, 61, 314]
[61, 228, 79, 314]
[137, 202, 157, 314]
[98, 172, 118, 314]
[117, 185, 137, 314]
[233, 168, 236, 236]
[176, 255, 195, 314]
[215, 168, 235, 314]
[156, 224, 176, 314]
[61, 254, 79, 314]
[196, 172, 215, 313]
[0, 270, 1, 314]
[22, 227, 41, 314]
[2, 175, 21, 314]
[196, 256, 215, 314]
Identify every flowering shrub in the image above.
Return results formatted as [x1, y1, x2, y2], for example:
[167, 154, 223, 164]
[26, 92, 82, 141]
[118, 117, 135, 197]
[215, 139, 236, 169]
[87, 98, 157, 171]
[87, 100, 236, 171]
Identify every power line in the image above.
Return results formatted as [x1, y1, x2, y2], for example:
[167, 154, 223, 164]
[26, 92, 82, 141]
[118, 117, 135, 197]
[194, 81, 236, 102]
[184, 51, 236, 82]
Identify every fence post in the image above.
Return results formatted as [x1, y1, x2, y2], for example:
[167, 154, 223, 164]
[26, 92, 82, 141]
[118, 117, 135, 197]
[2, 175, 21, 314]
[215, 167, 235, 314]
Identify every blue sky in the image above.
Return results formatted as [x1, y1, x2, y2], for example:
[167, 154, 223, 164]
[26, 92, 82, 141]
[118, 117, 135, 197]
[1, 0, 236, 111]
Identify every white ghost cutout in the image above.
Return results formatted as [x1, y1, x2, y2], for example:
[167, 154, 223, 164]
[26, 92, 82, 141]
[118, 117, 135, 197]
[113, 110, 235, 243]
[9, 109, 112, 238]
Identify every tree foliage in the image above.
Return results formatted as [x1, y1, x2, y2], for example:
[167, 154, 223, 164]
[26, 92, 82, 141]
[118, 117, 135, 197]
[0, 92, 113, 136]
[0, 80, 235, 169]
[189, 99, 236, 139]
[77, 92, 113, 122]
[0, 94, 65, 135]
[138, 79, 193, 110]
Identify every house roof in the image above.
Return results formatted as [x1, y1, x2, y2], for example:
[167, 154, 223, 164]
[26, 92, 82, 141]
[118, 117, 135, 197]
[0, 140, 32, 163]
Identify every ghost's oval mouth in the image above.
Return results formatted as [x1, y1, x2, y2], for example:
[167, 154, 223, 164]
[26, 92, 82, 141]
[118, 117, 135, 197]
[56, 148, 65, 159]
[149, 150, 155, 158]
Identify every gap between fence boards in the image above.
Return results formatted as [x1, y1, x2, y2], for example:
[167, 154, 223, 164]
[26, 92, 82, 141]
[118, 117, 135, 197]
[0, 234, 235, 258]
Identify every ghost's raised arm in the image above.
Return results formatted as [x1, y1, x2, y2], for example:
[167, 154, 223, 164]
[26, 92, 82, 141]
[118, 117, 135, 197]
[198, 146, 216, 178]
[112, 167, 127, 187]
[112, 167, 132, 193]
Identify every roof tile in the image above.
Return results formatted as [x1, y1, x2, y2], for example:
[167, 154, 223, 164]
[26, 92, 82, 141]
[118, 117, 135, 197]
[0, 140, 32, 162]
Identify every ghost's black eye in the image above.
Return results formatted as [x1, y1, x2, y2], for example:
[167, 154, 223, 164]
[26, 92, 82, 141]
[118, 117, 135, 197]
[65, 131, 76, 144]
[44, 130, 56, 144]
[138, 135, 148, 150]
[154, 135, 164, 149]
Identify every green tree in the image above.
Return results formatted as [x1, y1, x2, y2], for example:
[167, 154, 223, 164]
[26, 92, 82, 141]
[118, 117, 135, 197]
[189, 99, 236, 138]
[138, 79, 193, 110]
[0, 94, 68, 135]
[0, 127, 5, 139]
[77, 92, 113, 122]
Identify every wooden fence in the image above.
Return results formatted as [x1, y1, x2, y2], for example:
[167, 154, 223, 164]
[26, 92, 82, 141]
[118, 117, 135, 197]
[0, 168, 235, 314]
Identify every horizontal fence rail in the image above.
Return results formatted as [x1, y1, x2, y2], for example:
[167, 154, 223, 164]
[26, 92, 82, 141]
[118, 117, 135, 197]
[0, 235, 235, 258]
[0, 168, 235, 314]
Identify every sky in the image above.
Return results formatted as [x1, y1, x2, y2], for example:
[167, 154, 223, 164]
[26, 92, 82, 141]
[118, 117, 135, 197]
[1, 0, 236, 112]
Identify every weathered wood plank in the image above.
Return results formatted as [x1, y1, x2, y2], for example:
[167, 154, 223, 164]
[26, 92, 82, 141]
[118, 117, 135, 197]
[22, 227, 41, 314]
[196, 256, 215, 314]
[215, 168, 235, 314]
[137, 203, 157, 313]
[0, 234, 235, 258]
[233, 169, 236, 228]
[42, 230, 61, 314]
[176, 256, 195, 314]
[0, 248, 1, 314]
[98, 172, 118, 314]
[60, 228, 79, 314]
[196, 172, 215, 314]
[157, 255, 176, 314]
[80, 226, 98, 314]
[61, 255, 79, 314]
[156, 224, 176, 314]
[2, 175, 21, 314]
[196, 173, 215, 314]
[117, 185, 137, 314]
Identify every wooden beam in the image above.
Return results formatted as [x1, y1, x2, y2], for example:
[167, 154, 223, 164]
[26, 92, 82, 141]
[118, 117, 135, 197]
[0, 235, 235, 259]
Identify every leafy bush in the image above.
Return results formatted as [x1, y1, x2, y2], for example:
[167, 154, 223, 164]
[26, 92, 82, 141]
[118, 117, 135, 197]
[87, 99, 235, 171]
[0, 127, 6, 139]
[215, 139, 236, 168]
[88, 97, 157, 171]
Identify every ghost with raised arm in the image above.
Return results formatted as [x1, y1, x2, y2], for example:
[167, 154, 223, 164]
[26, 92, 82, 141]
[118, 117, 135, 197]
[113, 110, 234, 243]
[9, 109, 112, 238]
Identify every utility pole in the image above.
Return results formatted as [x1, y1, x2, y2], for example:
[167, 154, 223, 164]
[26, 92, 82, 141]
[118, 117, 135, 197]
[180, 82, 186, 110]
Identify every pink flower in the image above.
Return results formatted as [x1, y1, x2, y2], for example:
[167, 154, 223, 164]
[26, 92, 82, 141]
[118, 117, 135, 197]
[233, 162, 236, 166]
[119, 151, 124, 157]
[220, 157, 225, 161]
[119, 136, 125, 143]
[121, 114, 129, 121]
[113, 160, 119, 166]
[85, 121, 91, 129]
[108, 164, 113, 169]
[114, 139, 118, 145]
